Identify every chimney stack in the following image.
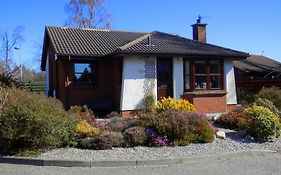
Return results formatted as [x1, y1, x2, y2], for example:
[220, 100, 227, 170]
[192, 16, 207, 43]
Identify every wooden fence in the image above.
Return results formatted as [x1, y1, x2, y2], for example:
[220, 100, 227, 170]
[18, 82, 46, 92]
[236, 78, 281, 93]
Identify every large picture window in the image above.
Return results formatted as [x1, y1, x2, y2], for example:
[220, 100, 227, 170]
[184, 59, 223, 91]
[73, 62, 98, 86]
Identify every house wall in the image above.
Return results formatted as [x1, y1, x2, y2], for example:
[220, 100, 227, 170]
[173, 57, 184, 99]
[224, 59, 238, 105]
[120, 57, 157, 111]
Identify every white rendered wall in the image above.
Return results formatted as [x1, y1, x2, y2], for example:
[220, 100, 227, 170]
[120, 57, 157, 111]
[173, 57, 184, 99]
[224, 59, 238, 104]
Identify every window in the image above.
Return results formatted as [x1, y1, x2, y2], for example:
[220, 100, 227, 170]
[73, 62, 98, 86]
[184, 59, 223, 91]
[184, 60, 190, 90]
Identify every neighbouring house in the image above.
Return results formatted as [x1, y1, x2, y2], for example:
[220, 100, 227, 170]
[41, 18, 249, 116]
[234, 55, 281, 92]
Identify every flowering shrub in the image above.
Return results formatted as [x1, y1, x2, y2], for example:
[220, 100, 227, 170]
[254, 98, 281, 117]
[156, 97, 195, 112]
[75, 120, 100, 138]
[123, 126, 147, 147]
[145, 128, 170, 147]
[215, 107, 250, 130]
[68, 105, 95, 125]
[244, 105, 281, 141]
[139, 110, 214, 145]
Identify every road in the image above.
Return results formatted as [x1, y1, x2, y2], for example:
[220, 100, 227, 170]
[0, 153, 281, 175]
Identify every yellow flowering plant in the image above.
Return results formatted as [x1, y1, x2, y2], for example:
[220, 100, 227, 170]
[75, 120, 101, 138]
[156, 97, 195, 112]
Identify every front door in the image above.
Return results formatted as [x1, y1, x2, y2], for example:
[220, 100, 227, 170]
[157, 58, 173, 100]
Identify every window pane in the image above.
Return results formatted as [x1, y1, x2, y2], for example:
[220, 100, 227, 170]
[185, 60, 190, 74]
[210, 61, 220, 74]
[185, 60, 190, 90]
[74, 63, 98, 85]
[195, 61, 207, 74]
[195, 76, 207, 89]
[210, 75, 221, 89]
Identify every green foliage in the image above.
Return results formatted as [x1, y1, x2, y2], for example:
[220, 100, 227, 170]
[256, 87, 281, 111]
[215, 107, 250, 130]
[0, 71, 19, 87]
[244, 105, 281, 141]
[236, 89, 256, 105]
[254, 98, 281, 117]
[139, 110, 214, 145]
[0, 86, 78, 154]
[123, 126, 147, 147]
[156, 97, 195, 113]
[143, 94, 156, 112]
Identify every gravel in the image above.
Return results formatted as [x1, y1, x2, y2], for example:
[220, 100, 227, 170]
[37, 127, 281, 161]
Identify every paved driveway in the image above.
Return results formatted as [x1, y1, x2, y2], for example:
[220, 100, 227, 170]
[0, 152, 281, 175]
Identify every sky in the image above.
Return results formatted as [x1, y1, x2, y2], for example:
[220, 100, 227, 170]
[0, 0, 281, 71]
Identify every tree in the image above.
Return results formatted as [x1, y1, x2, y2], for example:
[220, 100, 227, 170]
[65, 0, 111, 29]
[0, 26, 25, 71]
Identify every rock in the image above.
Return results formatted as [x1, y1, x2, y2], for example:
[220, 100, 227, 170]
[216, 131, 226, 139]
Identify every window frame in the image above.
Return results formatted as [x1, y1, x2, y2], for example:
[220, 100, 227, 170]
[184, 58, 224, 91]
[72, 61, 99, 87]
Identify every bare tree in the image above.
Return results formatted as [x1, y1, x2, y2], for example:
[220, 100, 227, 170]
[65, 0, 111, 29]
[0, 26, 25, 71]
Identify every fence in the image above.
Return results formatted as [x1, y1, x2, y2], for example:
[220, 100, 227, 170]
[18, 82, 46, 92]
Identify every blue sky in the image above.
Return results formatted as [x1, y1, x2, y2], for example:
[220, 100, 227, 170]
[0, 0, 281, 70]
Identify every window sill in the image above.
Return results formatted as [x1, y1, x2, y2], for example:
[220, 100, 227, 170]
[182, 90, 227, 97]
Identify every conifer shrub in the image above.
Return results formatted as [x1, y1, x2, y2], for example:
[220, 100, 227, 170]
[156, 97, 195, 112]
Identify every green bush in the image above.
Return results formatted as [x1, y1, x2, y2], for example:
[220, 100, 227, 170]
[256, 87, 281, 111]
[123, 126, 147, 147]
[254, 98, 281, 117]
[139, 110, 214, 145]
[244, 105, 281, 141]
[215, 107, 250, 130]
[236, 89, 256, 105]
[0, 86, 78, 154]
[143, 94, 156, 112]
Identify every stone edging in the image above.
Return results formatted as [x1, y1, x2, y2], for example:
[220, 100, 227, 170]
[0, 150, 276, 168]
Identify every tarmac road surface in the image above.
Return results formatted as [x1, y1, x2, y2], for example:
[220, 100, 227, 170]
[0, 152, 281, 175]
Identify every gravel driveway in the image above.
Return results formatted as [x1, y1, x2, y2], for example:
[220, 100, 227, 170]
[36, 127, 281, 161]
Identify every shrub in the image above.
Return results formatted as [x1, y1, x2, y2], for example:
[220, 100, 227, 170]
[244, 105, 281, 141]
[123, 126, 147, 147]
[68, 105, 95, 125]
[256, 87, 281, 111]
[80, 131, 124, 150]
[75, 120, 100, 138]
[108, 117, 128, 132]
[156, 97, 195, 112]
[215, 107, 250, 130]
[236, 89, 256, 105]
[0, 86, 78, 154]
[145, 128, 170, 147]
[106, 111, 121, 118]
[254, 98, 281, 117]
[143, 93, 156, 112]
[139, 110, 214, 145]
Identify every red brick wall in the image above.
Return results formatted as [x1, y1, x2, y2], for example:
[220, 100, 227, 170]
[182, 91, 227, 113]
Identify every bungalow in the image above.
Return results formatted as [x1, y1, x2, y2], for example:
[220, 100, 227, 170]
[41, 18, 249, 116]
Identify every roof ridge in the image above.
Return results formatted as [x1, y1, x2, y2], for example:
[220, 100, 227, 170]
[118, 33, 151, 51]
[45, 26, 148, 34]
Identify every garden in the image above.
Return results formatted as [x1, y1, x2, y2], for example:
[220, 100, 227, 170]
[1, 78, 281, 155]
